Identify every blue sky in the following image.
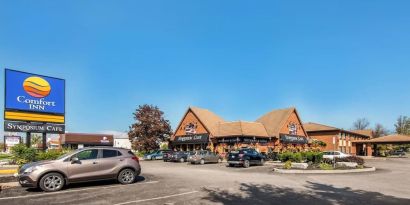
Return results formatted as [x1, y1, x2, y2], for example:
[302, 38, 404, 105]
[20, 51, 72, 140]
[1, 0, 409, 136]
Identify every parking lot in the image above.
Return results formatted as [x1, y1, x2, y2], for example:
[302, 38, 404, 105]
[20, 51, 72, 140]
[1, 158, 410, 205]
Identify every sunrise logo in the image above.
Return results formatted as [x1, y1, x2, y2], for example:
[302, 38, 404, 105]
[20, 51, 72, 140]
[23, 76, 51, 98]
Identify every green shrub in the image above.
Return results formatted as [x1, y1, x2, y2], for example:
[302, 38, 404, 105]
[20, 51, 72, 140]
[10, 144, 37, 165]
[279, 151, 292, 162]
[356, 165, 364, 169]
[319, 163, 333, 170]
[284, 160, 292, 169]
[312, 152, 323, 164]
[305, 151, 314, 162]
[335, 156, 364, 165]
[291, 152, 302, 163]
[37, 149, 65, 160]
[0, 153, 12, 160]
[135, 151, 146, 158]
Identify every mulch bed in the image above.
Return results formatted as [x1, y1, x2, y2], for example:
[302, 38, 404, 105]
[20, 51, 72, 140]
[0, 176, 17, 183]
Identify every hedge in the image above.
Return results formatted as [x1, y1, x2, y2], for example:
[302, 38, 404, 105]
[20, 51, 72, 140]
[279, 151, 323, 163]
[335, 156, 365, 165]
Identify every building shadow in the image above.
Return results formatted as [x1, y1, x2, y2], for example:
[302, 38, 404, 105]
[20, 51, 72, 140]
[202, 181, 410, 205]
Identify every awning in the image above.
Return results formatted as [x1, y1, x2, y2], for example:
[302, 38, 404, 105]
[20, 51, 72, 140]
[172, 134, 209, 145]
[216, 137, 269, 144]
[280, 134, 308, 144]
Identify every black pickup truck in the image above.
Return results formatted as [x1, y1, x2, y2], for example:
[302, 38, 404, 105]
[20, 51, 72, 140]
[227, 148, 265, 168]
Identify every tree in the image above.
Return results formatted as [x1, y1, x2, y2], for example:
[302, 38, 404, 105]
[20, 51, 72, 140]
[395, 116, 410, 135]
[31, 134, 42, 148]
[128, 104, 173, 152]
[352, 118, 370, 130]
[373, 123, 388, 138]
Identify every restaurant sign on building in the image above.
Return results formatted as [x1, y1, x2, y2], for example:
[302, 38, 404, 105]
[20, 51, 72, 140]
[280, 134, 309, 144]
[4, 120, 65, 133]
[173, 134, 209, 144]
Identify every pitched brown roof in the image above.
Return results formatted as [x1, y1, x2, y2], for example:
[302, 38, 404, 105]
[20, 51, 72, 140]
[190, 107, 225, 136]
[60, 133, 114, 144]
[304, 122, 340, 132]
[351, 129, 373, 138]
[256, 107, 306, 137]
[304, 122, 371, 138]
[216, 121, 269, 138]
[303, 122, 372, 138]
[353, 134, 410, 143]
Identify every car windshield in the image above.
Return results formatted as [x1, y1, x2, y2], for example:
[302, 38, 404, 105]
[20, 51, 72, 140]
[56, 150, 76, 160]
[240, 150, 250, 154]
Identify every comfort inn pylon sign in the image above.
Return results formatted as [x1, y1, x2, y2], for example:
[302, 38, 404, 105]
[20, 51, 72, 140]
[4, 69, 66, 137]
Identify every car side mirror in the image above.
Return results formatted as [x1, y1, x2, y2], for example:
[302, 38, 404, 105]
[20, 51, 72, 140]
[71, 157, 80, 164]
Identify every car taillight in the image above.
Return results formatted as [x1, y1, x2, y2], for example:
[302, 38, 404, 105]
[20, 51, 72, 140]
[132, 156, 139, 163]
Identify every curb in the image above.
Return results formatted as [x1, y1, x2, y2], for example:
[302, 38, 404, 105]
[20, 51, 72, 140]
[273, 167, 376, 174]
[0, 182, 19, 191]
[0, 169, 18, 175]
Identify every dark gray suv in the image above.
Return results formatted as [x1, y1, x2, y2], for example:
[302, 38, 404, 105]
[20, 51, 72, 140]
[17, 147, 141, 192]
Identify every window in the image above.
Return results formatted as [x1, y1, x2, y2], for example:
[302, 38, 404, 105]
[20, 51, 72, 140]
[103, 149, 121, 158]
[76, 149, 98, 160]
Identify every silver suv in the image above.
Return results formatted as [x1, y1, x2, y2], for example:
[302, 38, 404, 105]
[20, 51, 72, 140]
[17, 147, 141, 192]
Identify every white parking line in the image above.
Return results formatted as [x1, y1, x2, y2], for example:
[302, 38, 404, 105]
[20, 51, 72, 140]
[0, 181, 159, 200]
[114, 191, 199, 205]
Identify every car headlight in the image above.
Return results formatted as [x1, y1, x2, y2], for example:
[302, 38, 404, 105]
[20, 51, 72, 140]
[23, 166, 38, 174]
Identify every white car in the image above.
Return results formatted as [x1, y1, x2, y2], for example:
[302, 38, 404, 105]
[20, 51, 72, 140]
[322, 151, 350, 160]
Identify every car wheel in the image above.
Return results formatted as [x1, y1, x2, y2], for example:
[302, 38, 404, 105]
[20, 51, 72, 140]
[118, 168, 136, 184]
[260, 159, 265, 166]
[228, 164, 234, 167]
[180, 158, 185, 163]
[243, 160, 250, 168]
[200, 159, 205, 165]
[39, 172, 65, 192]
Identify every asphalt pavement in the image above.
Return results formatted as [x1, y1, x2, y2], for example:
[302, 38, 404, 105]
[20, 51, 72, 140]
[0, 158, 409, 205]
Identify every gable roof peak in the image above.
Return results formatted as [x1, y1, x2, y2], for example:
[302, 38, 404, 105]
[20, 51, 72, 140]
[255, 107, 301, 137]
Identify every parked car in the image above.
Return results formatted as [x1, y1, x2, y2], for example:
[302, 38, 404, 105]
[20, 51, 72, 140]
[162, 150, 174, 162]
[322, 151, 350, 160]
[188, 150, 222, 165]
[389, 150, 406, 157]
[144, 150, 169, 160]
[227, 148, 265, 168]
[170, 151, 194, 163]
[17, 147, 141, 192]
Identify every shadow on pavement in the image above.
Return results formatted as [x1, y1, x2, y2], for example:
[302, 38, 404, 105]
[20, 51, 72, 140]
[202, 181, 410, 205]
[25, 175, 146, 192]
